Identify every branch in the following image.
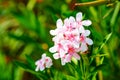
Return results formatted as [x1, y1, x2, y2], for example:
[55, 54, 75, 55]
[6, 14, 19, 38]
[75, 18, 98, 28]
[74, 0, 113, 7]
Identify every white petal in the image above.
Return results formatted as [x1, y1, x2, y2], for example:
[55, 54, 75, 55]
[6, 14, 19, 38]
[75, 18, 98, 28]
[49, 46, 57, 53]
[35, 60, 40, 65]
[82, 20, 92, 26]
[71, 29, 79, 36]
[69, 16, 75, 23]
[53, 53, 60, 59]
[46, 58, 53, 68]
[73, 41, 79, 48]
[35, 65, 40, 71]
[79, 26, 85, 33]
[80, 43, 88, 52]
[64, 18, 69, 26]
[83, 30, 90, 36]
[56, 19, 63, 28]
[40, 65, 45, 71]
[61, 58, 66, 65]
[42, 53, 46, 58]
[50, 30, 57, 35]
[76, 12, 82, 21]
[86, 38, 93, 45]
[59, 50, 66, 57]
[73, 53, 80, 60]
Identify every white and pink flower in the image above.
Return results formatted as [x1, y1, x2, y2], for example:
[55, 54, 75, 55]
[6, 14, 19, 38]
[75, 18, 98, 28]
[49, 12, 93, 65]
[35, 54, 53, 71]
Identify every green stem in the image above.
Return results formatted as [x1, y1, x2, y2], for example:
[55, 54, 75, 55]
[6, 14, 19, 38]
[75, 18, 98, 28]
[75, 0, 113, 7]
[81, 54, 89, 80]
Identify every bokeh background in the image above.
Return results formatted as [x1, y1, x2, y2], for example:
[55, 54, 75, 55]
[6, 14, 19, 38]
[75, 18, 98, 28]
[0, 0, 120, 80]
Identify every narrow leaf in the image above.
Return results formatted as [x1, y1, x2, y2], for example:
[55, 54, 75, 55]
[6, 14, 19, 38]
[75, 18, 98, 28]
[98, 32, 112, 52]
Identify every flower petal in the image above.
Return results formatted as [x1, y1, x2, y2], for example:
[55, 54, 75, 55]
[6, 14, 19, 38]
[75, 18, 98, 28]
[86, 38, 93, 45]
[61, 58, 66, 65]
[65, 54, 72, 62]
[59, 50, 66, 58]
[57, 19, 63, 28]
[49, 46, 57, 53]
[46, 57, 53, 68]
[82, 20, 92, 26]
[73, 53, 80, 60]
[35, 65, 40, 71]
[64, 18, 69, 26]
[69, 16, 75, 23]
[80, 43, 88, 52]
[76, 12, 82, 21]
[40, 65, 45, 71]
[53, 53, 60, 59]
[83, 30, 90, 36]
[50, 30, 57, 35]
[79, 26, 85, 33]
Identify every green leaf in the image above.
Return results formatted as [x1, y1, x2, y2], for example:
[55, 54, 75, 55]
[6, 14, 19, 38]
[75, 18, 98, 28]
[66, 75, 77, 80]
[14, 61, 29, 69]
[98, 32, 112, 52]
[110, 2, 120, 27]
[88, 64, 105, 79]
[8, 33, 36, 43]
[103, 8, 114, 19]
[25, 55, 35, 70]
[92, 64, 105, 73]
[13, 12, 35, 31]
[27, 0, 36, 10]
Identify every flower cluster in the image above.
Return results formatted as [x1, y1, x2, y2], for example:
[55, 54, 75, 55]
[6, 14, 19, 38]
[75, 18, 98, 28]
[49, 12, 93, 65]
[35, 54, 53, 71]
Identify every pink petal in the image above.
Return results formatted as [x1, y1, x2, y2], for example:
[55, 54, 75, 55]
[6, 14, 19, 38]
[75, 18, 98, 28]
[65, 54, 72, 62]
[46, 57, 53, 68]
[86, 38, 93, 45]
[73, 53, 80, 60]
[80, 43, 88, 52]
[40, 65, 45, 71]
[82, 20, 92, 26]
[76, 12, 82, 22]
[59, 50, 66, 58]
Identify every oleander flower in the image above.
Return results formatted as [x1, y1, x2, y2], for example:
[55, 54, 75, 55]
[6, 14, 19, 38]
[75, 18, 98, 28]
[35, 53, 53, 71]
[79, 30, 93, 52]
[49, 12, 93, 65]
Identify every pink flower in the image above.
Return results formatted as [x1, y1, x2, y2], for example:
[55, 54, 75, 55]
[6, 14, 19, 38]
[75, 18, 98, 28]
[79, 30, 93, 52]
[76, 12, 92, 33]
[49, 12, 93, 65]
[35, 54, 53, 71]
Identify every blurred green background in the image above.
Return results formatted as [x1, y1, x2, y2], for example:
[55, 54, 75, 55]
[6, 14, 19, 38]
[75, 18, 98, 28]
[0, 0, 120, 80]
